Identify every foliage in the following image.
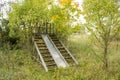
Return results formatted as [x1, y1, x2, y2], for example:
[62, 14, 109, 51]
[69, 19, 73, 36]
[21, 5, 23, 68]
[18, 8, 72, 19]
[8, 0, 82, 43]
[49, 0, 81, 40]
[0, 35, 120, 80]
[8, 0, 50, 47]
[83, 0, 120, 69]
[0, 19, 10, 47]
[71, 24, 81, 33]
[1, 0, 120, 79]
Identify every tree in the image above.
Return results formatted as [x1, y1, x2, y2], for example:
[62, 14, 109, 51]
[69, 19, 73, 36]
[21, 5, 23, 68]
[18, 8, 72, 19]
[49, 0, 81, 40]
[8, 0, 81, 43]
[0, 1, 10, 47]
[0, 19, 10, 47]
[8, 0, 50, 44]
[83, 0, 120, 70]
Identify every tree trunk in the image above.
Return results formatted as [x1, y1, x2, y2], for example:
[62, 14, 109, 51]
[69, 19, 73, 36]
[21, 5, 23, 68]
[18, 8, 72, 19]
[103, 42, 108, 70]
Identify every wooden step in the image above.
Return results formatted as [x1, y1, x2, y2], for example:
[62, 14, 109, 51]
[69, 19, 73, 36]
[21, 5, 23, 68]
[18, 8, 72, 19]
[49, 34, 56, 37]
[59, 49, 67, 52]
[38, 45, 46, 47]
[34, 36, 42, 39]
[41, 52, 50, 54]
[39, 47, 47, 49]
[58, 47, 65, 49]
[44, 59, 54, 62]
[55, 44, 62, 46]
[62, 53, 70, 56]
[62, 53, 70, 57]
[37, 44, 46, 47]
[57, 46, 64, 48]
[36, 42, 45, 44]
[65, 56, 72, 59]
[52, 40, 59, 42]
[43, 55, 52, 58]
[45, 60, 55, 64]
[66, 59, 74, 63]
[53, 41, 60, 43]
[39, 47, 48, 50]
[40, 50, 50, 53]
[34, 34, 41, 37]
[39, 48, 48, 50]
[50, 36, 57, 39]
[36, 40, 44, 42]
[47, 63, 56, 66]
[34, 39, 39, 41]
[52, 39, 59, 41]
[50, 36, 57, 38]
[37, 40, 44, 42]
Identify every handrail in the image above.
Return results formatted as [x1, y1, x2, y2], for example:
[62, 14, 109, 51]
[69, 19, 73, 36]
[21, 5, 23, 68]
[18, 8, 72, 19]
[33, 22, 55, 34]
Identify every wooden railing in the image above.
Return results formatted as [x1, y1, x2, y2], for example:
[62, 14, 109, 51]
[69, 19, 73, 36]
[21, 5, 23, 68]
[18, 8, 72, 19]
[33, 21, 55, 34]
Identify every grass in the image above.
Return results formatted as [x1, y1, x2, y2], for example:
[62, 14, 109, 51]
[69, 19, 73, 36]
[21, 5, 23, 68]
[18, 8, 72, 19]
[0, 34, 120, 80]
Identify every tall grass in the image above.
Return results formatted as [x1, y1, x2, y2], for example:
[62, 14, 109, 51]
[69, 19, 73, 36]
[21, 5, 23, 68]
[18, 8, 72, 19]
[0, 34, 120, 80]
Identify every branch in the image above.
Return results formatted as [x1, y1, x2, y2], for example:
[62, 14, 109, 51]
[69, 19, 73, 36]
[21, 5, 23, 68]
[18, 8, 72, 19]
[86, 24, 104, 47]
[94, 33, 104, 47]
[91, 48, 104, 62]
[97, 11, 105, 32]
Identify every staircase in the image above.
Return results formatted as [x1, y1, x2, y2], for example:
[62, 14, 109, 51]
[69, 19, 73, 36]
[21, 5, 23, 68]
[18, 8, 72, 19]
[33, 34, 57, 71]
[49, 34, 78, 66]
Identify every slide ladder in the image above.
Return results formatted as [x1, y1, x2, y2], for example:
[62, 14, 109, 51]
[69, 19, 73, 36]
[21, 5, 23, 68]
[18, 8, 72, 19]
[33, 34, 57, 72]
[48, 34, 78, 66]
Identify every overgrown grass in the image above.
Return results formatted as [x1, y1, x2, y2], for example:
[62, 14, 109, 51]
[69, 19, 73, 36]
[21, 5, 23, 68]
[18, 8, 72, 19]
[0, 34, 120, 80]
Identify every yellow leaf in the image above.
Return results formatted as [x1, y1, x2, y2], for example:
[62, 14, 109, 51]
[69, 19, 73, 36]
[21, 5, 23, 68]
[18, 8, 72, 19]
[58, 0, 72, 6]
[51, 15, 59, 20]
